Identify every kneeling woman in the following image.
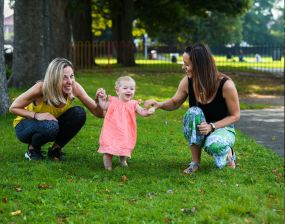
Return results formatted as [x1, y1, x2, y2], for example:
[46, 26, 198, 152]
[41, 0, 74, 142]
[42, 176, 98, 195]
[10, 58, 105, 160]
[144, 43, 240, 173]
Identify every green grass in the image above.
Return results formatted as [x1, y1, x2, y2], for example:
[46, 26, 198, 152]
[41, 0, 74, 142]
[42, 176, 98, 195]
[93, 54, 284, 70]
[0, 72, 284, 223]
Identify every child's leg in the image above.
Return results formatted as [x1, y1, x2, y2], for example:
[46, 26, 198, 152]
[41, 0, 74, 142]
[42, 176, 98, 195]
[103, 153, 113, 170]
[119, 156, 128, 167]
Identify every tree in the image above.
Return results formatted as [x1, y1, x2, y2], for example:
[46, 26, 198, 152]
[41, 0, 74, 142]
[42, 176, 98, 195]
[242, 0, 284, 45]
[8, 0, 71, 88]
[151, 12, 243, 47]
[0, 0, 10, 114]
[93, 0, 251, 65]
[70, 0, 95, 67]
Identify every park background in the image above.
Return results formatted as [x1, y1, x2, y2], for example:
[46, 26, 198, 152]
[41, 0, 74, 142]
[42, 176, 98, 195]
[0, 0, 284, 223]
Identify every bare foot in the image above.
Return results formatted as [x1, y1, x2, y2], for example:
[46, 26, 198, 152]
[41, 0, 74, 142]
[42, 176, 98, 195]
[227, 149, 236, 169]
[119, 156, 128, 167]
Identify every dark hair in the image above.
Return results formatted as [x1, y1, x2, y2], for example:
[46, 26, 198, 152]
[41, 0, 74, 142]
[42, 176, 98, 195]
[184, 43, 219, 104]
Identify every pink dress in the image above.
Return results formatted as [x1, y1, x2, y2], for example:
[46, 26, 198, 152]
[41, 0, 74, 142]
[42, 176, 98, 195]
[98, 96, 138, 157]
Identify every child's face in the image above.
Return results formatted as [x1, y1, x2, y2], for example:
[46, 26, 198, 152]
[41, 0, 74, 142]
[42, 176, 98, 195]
[116, 81, 136, 102]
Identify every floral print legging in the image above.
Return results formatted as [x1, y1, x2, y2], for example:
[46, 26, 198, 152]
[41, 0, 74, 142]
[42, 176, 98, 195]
[183, 106, 235, 168]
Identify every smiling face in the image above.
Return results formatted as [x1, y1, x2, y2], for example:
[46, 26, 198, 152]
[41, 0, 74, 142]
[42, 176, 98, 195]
[182, 52, 192, 77]
[116, 80, 136, 102]
[62, 66, 75, 95]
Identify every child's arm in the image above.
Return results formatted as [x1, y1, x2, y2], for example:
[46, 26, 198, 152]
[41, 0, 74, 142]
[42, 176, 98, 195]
[98, 95, 110, 111]
[136, 104, 155, 117]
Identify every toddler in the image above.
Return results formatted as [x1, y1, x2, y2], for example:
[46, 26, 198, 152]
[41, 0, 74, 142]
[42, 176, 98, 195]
[97, 76, 155, 170]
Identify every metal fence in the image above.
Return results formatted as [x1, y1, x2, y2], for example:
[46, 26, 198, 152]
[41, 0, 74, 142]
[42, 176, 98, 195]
[69, 41, 284, 76]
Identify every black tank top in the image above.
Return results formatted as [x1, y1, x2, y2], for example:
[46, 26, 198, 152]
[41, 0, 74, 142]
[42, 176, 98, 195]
[188, 77, 229, 122]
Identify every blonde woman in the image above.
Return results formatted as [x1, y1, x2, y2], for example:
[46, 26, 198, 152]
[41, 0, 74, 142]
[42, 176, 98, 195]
[10, 58, 105, 161]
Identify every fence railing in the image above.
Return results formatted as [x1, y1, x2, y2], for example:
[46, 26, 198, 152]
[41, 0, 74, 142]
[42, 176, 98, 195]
[69, 41, 284, 76]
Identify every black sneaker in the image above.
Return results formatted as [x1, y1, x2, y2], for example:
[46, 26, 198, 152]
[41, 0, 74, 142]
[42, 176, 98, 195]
[24, 149, 44, 160]
[48, 147, 65, 161]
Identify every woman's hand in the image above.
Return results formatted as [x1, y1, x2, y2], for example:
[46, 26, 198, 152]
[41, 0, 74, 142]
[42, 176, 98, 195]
[197, 121, 212, 135]
[144, 99, 161, 109]
[35, 112, 57, 121]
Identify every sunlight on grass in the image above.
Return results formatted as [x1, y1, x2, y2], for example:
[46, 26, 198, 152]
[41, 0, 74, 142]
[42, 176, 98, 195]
[1, 71, 284, 223]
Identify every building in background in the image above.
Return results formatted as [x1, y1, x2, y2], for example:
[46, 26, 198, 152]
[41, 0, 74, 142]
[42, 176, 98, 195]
[4, 14, 14, 43]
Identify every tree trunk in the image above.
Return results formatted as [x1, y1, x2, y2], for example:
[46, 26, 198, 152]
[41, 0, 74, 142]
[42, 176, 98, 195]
[8, 0, 71, 88]
[0, 0, 10, 114]
[111, 0, 135, 66]
[70, 0, 95, 68]
[8, 0, 46, 87]
[48, 0, 71, 59]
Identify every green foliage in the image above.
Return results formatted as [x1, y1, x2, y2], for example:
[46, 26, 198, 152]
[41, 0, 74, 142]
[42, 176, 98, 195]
[155, 13, 244, 46]
[91, 0, 251, 45]
[1, 72, 284, 223]
[91, 2, 112, 38]
[242, 0, 284, 45]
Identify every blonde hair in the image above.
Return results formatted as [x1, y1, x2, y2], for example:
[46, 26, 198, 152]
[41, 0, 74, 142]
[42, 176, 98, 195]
[42, 58, 74, 106]
[115, 76, 136, 89]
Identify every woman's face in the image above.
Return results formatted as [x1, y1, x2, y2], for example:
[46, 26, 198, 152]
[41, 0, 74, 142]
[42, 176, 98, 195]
[62, 66, 75, 95]
[182, 52, 192, 77]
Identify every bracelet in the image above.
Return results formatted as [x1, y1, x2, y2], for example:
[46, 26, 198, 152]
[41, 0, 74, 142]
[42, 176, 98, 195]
[33, 112, 37, 120]
[209, 122, 216, 132]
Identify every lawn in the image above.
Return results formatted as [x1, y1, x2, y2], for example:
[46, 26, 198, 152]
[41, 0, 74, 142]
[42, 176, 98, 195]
[0, 71, 284, 223]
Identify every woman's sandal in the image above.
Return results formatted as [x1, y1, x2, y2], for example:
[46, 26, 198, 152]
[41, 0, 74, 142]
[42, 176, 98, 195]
[227, 148, 236, 169]
[183, 161, 200, 174]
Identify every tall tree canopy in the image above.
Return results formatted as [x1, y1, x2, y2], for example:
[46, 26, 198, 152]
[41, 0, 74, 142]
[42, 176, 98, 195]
[93, 0, 252, 65]
[0, 0, 10, 114]
[242, 0, 284, 45]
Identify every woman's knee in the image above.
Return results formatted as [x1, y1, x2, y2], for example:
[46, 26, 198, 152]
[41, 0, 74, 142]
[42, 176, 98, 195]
[42, 120, 59, 138]
[204, 134, 230, 155]
[66, 106, 86, 124]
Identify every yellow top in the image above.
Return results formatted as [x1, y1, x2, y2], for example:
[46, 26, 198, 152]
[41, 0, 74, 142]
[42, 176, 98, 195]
[13, 98, 72, 128]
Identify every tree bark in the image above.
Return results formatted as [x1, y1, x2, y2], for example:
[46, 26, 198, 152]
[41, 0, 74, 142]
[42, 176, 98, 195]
[111, 0, 135, 66]
[70, 0, 95, 68]
[8, 0, 71, 88]
[0, 0, 10, 114]
[8, 0, 46, 87]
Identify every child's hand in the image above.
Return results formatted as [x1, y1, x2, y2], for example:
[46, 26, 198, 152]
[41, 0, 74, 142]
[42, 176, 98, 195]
[147, 107, 156, 114]
[95, 88, 106, 101]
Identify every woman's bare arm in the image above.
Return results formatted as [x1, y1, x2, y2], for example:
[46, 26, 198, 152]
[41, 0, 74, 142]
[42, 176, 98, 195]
[73, 82, 104, 117]
[144, 76, 189, 111]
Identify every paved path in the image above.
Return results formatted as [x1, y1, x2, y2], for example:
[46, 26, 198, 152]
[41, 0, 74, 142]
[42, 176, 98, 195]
[236, 107, 284, 157]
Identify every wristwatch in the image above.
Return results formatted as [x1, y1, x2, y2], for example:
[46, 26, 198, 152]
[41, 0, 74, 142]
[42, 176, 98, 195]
[209, 122, 216, 132]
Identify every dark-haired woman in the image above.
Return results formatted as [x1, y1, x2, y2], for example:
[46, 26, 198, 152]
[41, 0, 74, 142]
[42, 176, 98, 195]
[144, 43, 240, 173]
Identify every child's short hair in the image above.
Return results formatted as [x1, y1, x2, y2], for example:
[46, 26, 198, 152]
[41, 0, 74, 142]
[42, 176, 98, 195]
[115, 76, 136, 89]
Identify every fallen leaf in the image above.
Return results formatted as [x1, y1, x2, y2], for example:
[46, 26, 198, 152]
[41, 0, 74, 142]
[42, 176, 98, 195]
[128, 198, 137, 204]
[164, 217, 172, 223]
[271, 136, 277, 141]
[15, 187, 22, 192]
[11, 210, 21, 216]
[244, 218, 251, 223]
[122, 175, 128, 182]
[198, 188, 205, 194]
[2, 197, 8, 203]
[38, 184, 50, 190]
